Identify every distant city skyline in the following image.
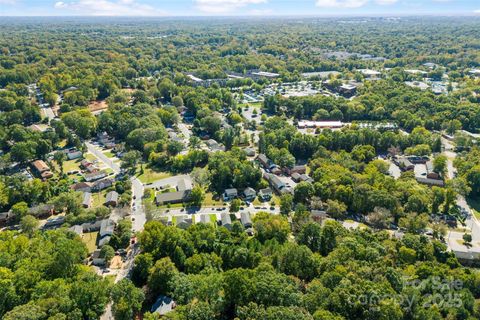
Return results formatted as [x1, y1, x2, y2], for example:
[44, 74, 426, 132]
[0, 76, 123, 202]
[0, 0, 479, 17]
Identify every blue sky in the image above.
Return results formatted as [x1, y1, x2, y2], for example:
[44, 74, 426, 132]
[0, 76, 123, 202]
[0, 0, 479, 16]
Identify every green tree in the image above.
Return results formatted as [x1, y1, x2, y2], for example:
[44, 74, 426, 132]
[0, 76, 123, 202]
[148, 257, 179, 296]
[20, 215, 38, 237]
[280, 194, 293, 215]
[111, 279, 145, 320]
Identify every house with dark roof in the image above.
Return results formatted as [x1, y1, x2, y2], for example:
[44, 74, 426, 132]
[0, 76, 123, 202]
[291, 172, 301, 182]
[0, 211, 12, 225]
[243, 187, 256, 201]
[71, 182, 92, 193]
[151, 295, 176, 316]
[223, 188, 238, 201]
[284, 165, 306, 176]
[258, 188, 273, 201]
[84, 171, 107, 182]
[299, 174, 314, 183]
[266, 174, 286, 194]
[176, 215, 193, 229]
[240, 212, 252, 228]
[100, 219, 115, 238]
[221, 213, 232, 230]
[91, 178, 114, 191]
[104, 191, 119, 207]
[42, 216, 66, 230]
[82, 192, 92, 208]
[155, 179, 193, 205]
[66, 149, 82, 160]
[257, 154, 272, 169]
[156, 191, 191, 205]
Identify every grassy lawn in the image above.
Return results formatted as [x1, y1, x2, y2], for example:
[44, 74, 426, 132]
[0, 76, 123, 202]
[253, 195, 279, 206]
[467, 197, 480, 220]
[85, 153, 96, 161]
[63, 159, 82, 172]
[203, 192, 224, 207]
[105, 274, 116, 285]
[210, 214, 217, 223]
[103, 150, 115, 158]
[136, 167, 171, 184]
[82, 232, 98, 253]
[91, 191, 107, 208]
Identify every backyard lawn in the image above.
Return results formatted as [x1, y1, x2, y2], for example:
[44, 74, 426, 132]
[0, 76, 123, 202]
[136, 167, 171, 184]
[203, 192, 224, 206]
[81, 232, 98, 253]
[91, 191, 108, 208]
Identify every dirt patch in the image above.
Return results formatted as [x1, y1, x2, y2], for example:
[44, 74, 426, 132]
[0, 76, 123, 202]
[110, 255, 123, 269]
[88, 100, 108, 112]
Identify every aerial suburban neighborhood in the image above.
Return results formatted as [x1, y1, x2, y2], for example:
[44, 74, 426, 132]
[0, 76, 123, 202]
[1, 5, 480, 320]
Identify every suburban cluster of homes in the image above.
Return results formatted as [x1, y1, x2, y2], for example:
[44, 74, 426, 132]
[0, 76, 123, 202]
[257, 153, 313, 193]
[393, 155, 445, 187]
[163, 211, 254, 235]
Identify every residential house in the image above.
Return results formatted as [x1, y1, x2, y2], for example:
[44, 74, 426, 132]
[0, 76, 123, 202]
[29, 204, 55, 218]
[271, 166, 282, 175]
[97, 132, 115, 148]
[155, 179, 193, 206]
[284, 165, 306, 176]
[104, 191, 119, 207]
[69, 225, 83, 236]
[311, 210, 328, 223]
[199, 214, 211, 224]
[0, 211, 12, 225]
[240, 212, 252, 228]
[71, 182, 92, 193]
[156, 191, 191, 205]
[91, 178, 114, 191]
[407, 156, 429, 164]
[291, 172, 301, 183]
[66, 149, 82, 160]
[299, 174, 314, 183]
[82, 192, 92, 208]
[243, 187, 256, 202]
[81, 220, 102, 233]
[42, 216, 65, 230]
[205, 139, 225, 152]
[177, 179, 193, 192]
[426, 161, 441, 180]
[85, 165, 100, 173]
[267, 174, 286, 193]
[100, 219, 115, 238]
[80, 159, 93, 169]
[92, 249, 105, 266]
[416, 177, 445, 187]
[258, 188, 273, 202]
[337, 84, 357, 97]
[394, 157, 414, 171]
[84, 171, 107, 182]
[244, 147, 256, 157]
[256, 154, 272, 169]
[223, 188, 238, 201]
[176, 215, 193, 229]
[151, 296, 176, 316]
[31, 160, 53, 179]
[221, 213, 232, 230]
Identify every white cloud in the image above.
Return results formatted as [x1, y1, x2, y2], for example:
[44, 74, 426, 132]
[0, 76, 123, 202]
[249, 8, 273, 15]
[475, 9, 480, 13]
[0, 0, 17, 4]
[194, 0, 268, 14]
[315, 0, 398, 8]
[375, 0, 398, 5]
[53, 0, 166, 16]
[315, 0, 369, 8]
